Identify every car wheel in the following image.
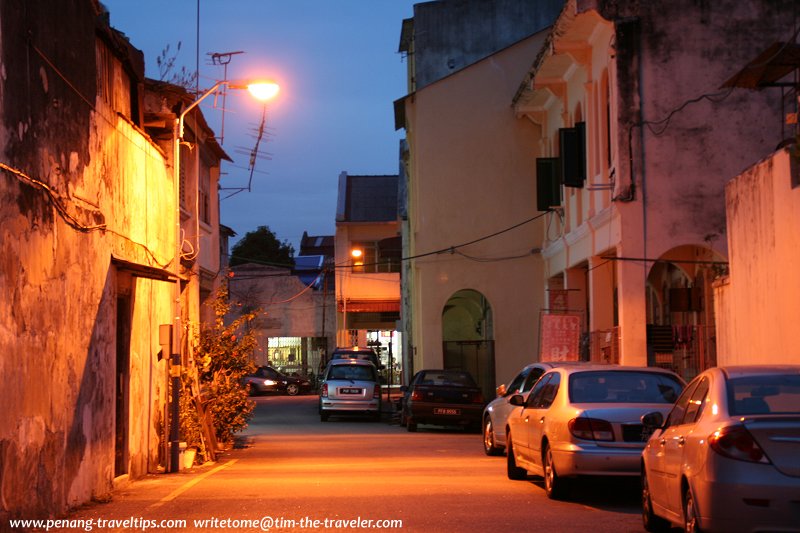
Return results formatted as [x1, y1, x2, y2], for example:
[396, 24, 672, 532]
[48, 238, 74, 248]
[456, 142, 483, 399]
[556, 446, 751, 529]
[683, 485, 703, 533]
[246, 383, 257, 396]
[543, 442, 569, 500]
[483, 416, 503, 456]
[506, 434, 527, 480]
[642, 468, 670, 532]
[286, 383, 300, 396]
[320, 412, 329, 422]
[406, 417, 417, 432]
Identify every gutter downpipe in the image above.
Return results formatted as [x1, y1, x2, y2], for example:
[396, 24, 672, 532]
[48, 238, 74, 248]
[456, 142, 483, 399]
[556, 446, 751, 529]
[636, 22, 649, 300]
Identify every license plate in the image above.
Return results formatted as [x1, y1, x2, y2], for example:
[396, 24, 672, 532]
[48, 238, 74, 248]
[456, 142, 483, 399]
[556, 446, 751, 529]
[433, 408, 461, 415]
[339, 388, 362, 395]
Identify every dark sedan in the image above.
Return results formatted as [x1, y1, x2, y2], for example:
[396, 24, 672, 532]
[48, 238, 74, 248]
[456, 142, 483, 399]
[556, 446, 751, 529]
[400, 369, 486, 432]
[243, 365, 313, 396]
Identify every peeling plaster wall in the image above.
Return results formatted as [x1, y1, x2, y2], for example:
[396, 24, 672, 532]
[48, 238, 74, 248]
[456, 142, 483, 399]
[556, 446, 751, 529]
[1, 0, 173, 521]
[602, 0, 791, 261]
[715, 150, 800, 364]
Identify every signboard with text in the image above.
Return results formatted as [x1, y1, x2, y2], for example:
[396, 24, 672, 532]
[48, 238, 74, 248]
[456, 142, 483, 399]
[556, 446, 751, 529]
[539, 313, 582, 362]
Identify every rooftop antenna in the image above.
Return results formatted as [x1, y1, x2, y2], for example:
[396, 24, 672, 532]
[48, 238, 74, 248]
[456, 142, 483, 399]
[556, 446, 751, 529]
[222, 105, 275, 199]
[208, 50, 244, 145]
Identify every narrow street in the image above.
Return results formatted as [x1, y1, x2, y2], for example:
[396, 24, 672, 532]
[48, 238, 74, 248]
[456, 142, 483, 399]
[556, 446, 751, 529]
[61, 394, 645, 532]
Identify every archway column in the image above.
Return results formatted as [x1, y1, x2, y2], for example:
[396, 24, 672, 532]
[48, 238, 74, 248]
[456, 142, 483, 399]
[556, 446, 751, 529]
[617, 258, 648, 366]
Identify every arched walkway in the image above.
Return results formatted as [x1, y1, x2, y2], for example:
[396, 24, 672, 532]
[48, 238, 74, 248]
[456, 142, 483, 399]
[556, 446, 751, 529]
[646, 245, 726, 380]
[442, 289, 496, 400]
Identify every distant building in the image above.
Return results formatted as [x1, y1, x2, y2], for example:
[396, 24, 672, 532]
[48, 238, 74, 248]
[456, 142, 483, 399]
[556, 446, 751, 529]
[227, 231, 336, 376]
[334, 172, 402, 379]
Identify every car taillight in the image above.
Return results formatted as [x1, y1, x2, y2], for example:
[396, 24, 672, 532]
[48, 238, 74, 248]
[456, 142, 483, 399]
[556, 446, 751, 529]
[569, 417, 614, 441]
[373, 384, 381, 399]
[410, 390, 423, 401]
[709, 425, 770, 464]
[321, 383, 328, 398]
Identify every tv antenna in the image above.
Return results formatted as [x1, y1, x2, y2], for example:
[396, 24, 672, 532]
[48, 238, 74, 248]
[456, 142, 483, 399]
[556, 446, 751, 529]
[207, 50, 244, 145]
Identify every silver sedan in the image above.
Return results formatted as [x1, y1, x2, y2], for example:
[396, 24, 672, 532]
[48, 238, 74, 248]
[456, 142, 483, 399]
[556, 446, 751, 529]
[483, 361, 586, 456]
[506, 364, 684, 500]
[641, 365, 800, 533]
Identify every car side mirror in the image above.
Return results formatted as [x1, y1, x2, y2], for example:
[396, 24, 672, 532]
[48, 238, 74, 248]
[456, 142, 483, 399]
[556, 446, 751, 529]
[496, 384, 507, 397]
[509, 394, 525, 406]
[641, 411, 664, 429]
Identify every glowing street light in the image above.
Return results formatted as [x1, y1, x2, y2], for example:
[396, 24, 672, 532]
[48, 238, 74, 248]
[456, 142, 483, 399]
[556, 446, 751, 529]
[244, 81, 280, 101]
[168, 78, 279, 473]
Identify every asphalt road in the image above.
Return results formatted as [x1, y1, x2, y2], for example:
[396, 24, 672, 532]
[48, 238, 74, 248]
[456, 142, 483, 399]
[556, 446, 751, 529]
[61, 394, 646, 532]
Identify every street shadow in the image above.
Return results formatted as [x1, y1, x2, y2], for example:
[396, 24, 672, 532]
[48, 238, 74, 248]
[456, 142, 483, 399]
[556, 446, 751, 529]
[233, 435, 255, 449]
[526, 475, 640, 513]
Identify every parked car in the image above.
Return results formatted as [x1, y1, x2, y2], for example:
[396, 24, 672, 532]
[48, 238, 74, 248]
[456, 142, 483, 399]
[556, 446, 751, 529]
[505, 364, 684, 500]
[243, 365, 313, 396]
[329, 346, 382, 369]
[318, 359, 382, 421]
[641, 365, 800, 533]
[400, 369, 486, 432]
[483, 361, 588, 456]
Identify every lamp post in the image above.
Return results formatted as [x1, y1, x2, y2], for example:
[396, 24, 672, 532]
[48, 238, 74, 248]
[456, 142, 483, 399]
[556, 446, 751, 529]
[168, 79, 279, 473]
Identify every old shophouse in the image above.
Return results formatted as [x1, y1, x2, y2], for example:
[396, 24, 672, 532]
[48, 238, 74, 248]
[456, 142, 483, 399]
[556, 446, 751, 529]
[0, 0, 226, 520]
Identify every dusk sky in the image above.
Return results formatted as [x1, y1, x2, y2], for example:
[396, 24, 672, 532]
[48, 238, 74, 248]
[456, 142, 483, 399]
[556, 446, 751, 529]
[101, 1, 418, 251]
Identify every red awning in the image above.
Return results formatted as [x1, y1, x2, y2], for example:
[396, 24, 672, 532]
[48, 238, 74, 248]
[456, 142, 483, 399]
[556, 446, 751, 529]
[338, 299, 400, 313]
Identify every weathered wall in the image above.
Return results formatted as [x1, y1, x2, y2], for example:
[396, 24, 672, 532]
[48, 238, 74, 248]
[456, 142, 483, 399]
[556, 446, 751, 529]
[610, 0, 790, 363]
[715, 149, 800, 364]
[0, 0, 173, 520]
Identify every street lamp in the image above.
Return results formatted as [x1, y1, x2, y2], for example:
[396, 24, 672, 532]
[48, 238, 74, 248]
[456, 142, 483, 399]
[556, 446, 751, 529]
[168, 78, 279, 473]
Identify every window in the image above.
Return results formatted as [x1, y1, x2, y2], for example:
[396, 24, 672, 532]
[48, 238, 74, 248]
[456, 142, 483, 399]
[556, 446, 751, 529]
[351, 237, 401, 273]
[521, 367, 545, 393]
[536, 158, 561, 211]
[665, 378, 700, 428]
[199, 165, 211, 224]
[570, 371, 684, 404]
[505, 370, 529, 396]
[683, 377, 709, 424]
[728, 374, 800, 415]
[526, 373, 554, 408]
[535, 372, 561, 408]
[559, 122, 586, 188]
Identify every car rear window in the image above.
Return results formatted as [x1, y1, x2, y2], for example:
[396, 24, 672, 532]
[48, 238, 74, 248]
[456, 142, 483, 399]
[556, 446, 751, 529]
[569, 371, 683, 404]
[419, 371, 477, 388]
[728, 374, 800, 415]
[327, 365, 377, 381]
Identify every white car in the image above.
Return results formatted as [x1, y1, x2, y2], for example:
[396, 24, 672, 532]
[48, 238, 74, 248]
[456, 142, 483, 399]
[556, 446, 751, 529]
[641, 365, 800, 533]
[506, 364, 684, 500]
[483, 361, 584, 456]
[318, 359, 382, 422]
